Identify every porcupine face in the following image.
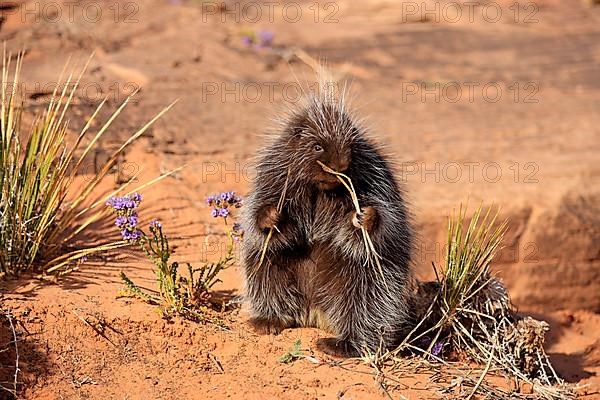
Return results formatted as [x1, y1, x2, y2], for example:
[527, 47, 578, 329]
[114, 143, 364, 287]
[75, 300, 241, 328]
[282, 101, 360, 191]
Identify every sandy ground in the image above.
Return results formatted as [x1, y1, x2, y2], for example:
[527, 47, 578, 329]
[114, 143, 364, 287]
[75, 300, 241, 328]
[0, 0, 599, 398]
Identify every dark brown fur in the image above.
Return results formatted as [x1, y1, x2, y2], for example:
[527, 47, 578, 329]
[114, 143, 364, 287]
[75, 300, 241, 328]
[242, 94, 414, 357]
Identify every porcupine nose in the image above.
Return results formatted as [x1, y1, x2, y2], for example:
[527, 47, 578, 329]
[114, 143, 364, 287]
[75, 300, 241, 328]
[333, 152, 350, 173]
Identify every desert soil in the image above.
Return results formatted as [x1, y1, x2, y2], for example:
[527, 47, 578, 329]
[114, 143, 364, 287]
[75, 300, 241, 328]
[0, 0, 599, 398]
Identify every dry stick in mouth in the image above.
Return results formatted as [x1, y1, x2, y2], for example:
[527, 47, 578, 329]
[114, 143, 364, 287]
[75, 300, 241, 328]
[253, 169, 291, 276]
[316, 161, 387, 285]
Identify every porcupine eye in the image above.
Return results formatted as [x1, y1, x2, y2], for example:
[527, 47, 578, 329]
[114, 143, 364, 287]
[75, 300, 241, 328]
[313, 144, 324, 153]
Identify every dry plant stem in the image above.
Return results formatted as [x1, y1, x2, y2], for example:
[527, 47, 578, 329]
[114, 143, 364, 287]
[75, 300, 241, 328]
[467, 347, 494, 400]
[8, 311, 18, 396]
[45, 241, 126, 273]
[394, 297, 438, 352]
[58, 101, 178, 244]
[66, 166, 183, 239]
[254, 169, 290, 274]
[316, 161, 386, 284]
[400, 343, 505, 396]
[364, 344, 508, 399]
[0, 310, 20, 396]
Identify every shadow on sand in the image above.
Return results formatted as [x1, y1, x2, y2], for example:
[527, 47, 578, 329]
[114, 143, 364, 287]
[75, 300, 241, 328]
[525, 311, 596, 383]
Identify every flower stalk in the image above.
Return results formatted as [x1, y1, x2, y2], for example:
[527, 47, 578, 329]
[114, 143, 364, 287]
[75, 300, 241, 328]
[108, 192, 243, 324]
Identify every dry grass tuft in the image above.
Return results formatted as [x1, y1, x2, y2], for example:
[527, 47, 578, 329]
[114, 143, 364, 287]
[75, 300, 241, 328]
[0, 48, 173, 275]
[359, 204, 576, 399]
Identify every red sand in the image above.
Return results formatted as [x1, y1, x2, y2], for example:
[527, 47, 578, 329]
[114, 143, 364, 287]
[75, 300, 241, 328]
[1, 0, 599, 398]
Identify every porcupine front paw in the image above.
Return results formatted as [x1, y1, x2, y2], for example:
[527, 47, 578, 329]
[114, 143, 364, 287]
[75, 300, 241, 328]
[351, 206, 378, 232]
[257, 205, 280, 232]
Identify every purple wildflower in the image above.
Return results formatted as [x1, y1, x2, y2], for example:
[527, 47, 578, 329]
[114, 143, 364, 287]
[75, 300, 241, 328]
[258, 30, 274, 47]
[432, 342, 443, 357]
[150, 220, 162, 229]
[107, 193, 143, 243]
[227, 192, 241, 206]
[127, 214, 138, 227]
[80, 256, 88, 263]
[241, 35, 253, 47]
[131, 193, 142, 203]
[106, 193, 141, 211]
[206, 192, 243, 217]
[106, 197, 122, 210]
[122, 229, 142, 242]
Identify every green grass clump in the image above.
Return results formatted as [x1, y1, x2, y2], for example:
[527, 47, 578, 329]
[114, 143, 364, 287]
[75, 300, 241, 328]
[0, 49, 172, 276]
[278, 339, 320, 365]
[279, 339, 304, 364]
[441, 204, 508, 314]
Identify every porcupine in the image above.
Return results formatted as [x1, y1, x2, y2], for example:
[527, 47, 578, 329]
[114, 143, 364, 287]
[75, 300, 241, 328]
[241, 89, 415, 357]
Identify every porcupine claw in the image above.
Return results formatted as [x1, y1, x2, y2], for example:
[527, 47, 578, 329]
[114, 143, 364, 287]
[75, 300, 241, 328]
[352, 211, 364, 229]
[353, 207, 377, 232]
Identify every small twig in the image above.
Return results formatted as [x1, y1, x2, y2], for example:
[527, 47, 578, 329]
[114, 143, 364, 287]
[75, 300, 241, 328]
[376, 379, 394, 400]
[540, 348, 561, 383]
[71, 310, 117, 347]
[336, 382, 364, 399]
[208, 352, 224, 373]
